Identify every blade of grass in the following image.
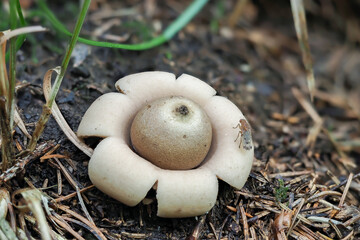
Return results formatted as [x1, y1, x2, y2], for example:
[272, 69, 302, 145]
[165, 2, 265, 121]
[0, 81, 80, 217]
[15, 0, 26, 27]
[42, 67, 93, 156]
[5, 0, 27, 62]
[290, 0, 316, 101]
[9, 0, 18, 130]
[0, 0, 19, 171]
[1, 26, 47, 170]
[28, 0, 91, 151]
[0, 37, 13, 171]
[0, 36, 9, 99]
[34, 0, 208, 50]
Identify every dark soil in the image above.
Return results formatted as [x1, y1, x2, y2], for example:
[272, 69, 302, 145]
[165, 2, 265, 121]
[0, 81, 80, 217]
[2, 0, 360, 239]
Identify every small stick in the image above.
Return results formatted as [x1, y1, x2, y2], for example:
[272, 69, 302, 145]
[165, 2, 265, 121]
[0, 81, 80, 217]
[55, 204, 106, 240]
[269, 170, 311, 178]
[52, 158, 94, 225]
[239, 202, 249, 240]
[53, 185, 94, 203]
[338, 173, 354, 208]
[57, 169, 62, 196]
[49, 214, 85, 240]
[330, 172, 360, 191]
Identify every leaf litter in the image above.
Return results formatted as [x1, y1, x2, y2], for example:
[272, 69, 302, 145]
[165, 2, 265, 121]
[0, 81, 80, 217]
[1, 1, 360, 239]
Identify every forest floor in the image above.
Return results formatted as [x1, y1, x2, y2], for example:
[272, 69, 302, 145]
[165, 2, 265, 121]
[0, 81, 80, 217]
[2, 0, 360, 239]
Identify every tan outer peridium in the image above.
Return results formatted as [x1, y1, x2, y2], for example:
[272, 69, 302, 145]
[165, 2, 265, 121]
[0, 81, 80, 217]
[78, 71, 253, 218]
[115, 72, 177, 109]
[88, 137, 219, 215]
[200, 96, 253, 189]
[115, 72, 216, 108]
[88, 137, 158, 206]
[156, 168, 218, 218]
[77, 93, 136, 142]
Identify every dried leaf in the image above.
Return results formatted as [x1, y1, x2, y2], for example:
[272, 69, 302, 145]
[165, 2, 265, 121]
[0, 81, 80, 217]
[290, 0, 316, 101]
[42, 67, 93, 157]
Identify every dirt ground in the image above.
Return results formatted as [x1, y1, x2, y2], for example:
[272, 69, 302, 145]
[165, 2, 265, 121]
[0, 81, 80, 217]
[3, 0, 360, 239]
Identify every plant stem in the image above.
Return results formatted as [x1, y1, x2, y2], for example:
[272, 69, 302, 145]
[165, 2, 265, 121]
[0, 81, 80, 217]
[0, 0, 18, 170]
[49, 0, 91, 107]
[163, 0, 208, 39]
[27, 105, 51, 151]
[5, 0, 27, 62]
[9, 0, 17, 130]
[0, 44, 13, 169]
[0, 105, 13, 171]
[28, 0, 91, 151]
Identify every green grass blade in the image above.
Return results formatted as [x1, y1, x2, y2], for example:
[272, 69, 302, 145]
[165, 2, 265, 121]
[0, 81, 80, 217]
[8, 0, 18, 129]
[37, 0, 208, 50]
[28, 0, 92, 151]
[0, 0, 18, 170]
[5, 0, 27, 62]
[48, 0, 91, 105]
[15, 0, 26, 26]
[163, 0, 208, 39]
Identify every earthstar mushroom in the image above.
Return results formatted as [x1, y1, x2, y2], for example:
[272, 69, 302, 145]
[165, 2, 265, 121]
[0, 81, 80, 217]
[77, 71, 253, 218]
